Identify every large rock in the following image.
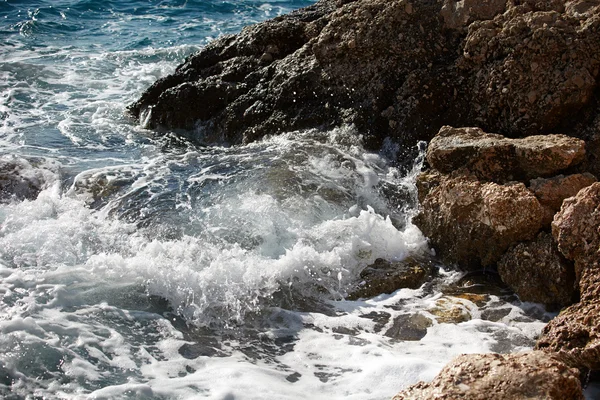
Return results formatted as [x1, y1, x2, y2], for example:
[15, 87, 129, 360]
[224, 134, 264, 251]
[497, 232, 575, 308]
[414, 174, 544, 269]
[536, 183, 600, 370]
[459, 1, 600, 137]
[130, 1, 600, 156]
[552, 182, 600, 280]
[426, 126, 586, 182]
[393, 351, 584, 400]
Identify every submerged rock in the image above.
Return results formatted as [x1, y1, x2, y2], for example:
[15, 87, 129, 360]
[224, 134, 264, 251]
[0, 156, 58, 202]
[393, 351, 584, 400]
[384, 313, 432, 341]
[347, 257, 437, 300]
[497, 232, 576, 308]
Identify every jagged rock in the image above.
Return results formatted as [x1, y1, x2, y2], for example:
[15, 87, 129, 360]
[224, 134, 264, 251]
[536, 183, 600, 370]
[529, 173, 597, 225]
[413, 174, 544, 269]
[426, 126, 586, 183]
[497, 232, 576, 308]
[130, 1, 600, 159]
[552, 182, 600, 280]
[459, 1, 600, 137]
[393, 351, 584, 400]
[347, 257, 436, 300]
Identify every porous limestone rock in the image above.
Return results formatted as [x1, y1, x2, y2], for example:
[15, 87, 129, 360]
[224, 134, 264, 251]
[426, 126, 586, 182]
[497, 232, 575, 307]
[393, 351, 584, 400]
[414, 174, 544, 269]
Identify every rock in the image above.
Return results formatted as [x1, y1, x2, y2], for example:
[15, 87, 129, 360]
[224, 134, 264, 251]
[426, 126, 587, 183]
[529, 173, 597, 226]
[536, 290, 600, 371]
[0, 156, 58, 202]
[536, 182, 600, 370]
[459, 2, 600, 137]
[393, 351, 584, 400]
[440, 0, 507, 30]
[428, 296, 472, 324]
[552, 182, 600, 280]
[497, 232, 576, 308]
[346, 257, 436, 300]
[413, 174, 544, 269]
[384, 313, 432, 341]
[130, 1, 600, 159]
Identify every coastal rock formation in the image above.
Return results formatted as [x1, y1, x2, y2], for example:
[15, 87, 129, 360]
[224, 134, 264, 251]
[497, 232, 575, 308]
[537, 183, 600, 370]
[130, 0, 600, 154]
[0, 156, 57, 202]
[393, 351, 584, 400]
[414, 173, 544, 269]
[426, 126, 586, 182]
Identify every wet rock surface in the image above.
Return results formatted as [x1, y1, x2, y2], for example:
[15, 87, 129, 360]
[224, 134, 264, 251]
[0, 156, 58, 202]
[393, 351, 584, 400]
[347, 257, 437, 300]
[130, 0, 600, 155]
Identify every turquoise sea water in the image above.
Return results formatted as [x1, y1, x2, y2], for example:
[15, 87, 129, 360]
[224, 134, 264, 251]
[0, 1, 557, 398]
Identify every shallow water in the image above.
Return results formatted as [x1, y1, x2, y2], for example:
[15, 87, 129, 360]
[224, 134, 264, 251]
[0, 1, 566, 398]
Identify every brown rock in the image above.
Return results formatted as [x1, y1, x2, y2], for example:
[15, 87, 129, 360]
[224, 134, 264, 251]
[428, 296, 472, 324]
[347, 257, 436, 300]
[440, 0, 507, 30]
[413, 174, 544, 269]
[536, 286, 600, 370]
[426, 126, 586, 183]
[393, 351, 584, 400]
[536, 182, 600, 370]
[497, 232, 576, 307]
[460, 3, 600, 136]
[529, 173, 596, 226]
[552, 182, 600, 279]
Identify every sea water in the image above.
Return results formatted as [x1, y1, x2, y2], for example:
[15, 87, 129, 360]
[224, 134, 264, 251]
[0, 1, 556, 399]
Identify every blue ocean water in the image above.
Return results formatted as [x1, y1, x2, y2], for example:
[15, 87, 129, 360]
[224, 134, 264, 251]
[0, 1, 556, 399]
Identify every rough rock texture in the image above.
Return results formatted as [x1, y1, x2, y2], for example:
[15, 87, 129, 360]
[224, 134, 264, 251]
[413, 173, 544, 269]
[552, 182, 600, 280]
[393, 351, 584, 400]
[536, 183, 600, 370]
[385, 313, 432, 341]
[497, 232, 576, 307]
[347, 257, 436, 300]
[130, 0, 600, 155]
[426, 126, 587, 182]
[0, 156, 57, 202]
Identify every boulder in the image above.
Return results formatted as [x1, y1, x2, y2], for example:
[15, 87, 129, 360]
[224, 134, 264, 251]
[393, 351, 584, 400]
[536, 183, 600, 370]
[552, 182, 600, 280]
[130, 1, 600, 158]
[497, 232, 576, 308]
[0, 156, 57, 202]
[414, 174, 544, 269]
[426, 126, 586, 183]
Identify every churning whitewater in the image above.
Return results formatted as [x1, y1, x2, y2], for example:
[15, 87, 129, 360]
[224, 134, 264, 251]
[0, 1, 551, 399]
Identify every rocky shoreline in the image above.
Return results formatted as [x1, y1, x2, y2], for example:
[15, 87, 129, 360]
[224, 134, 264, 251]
[129, 0, 600, 398]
